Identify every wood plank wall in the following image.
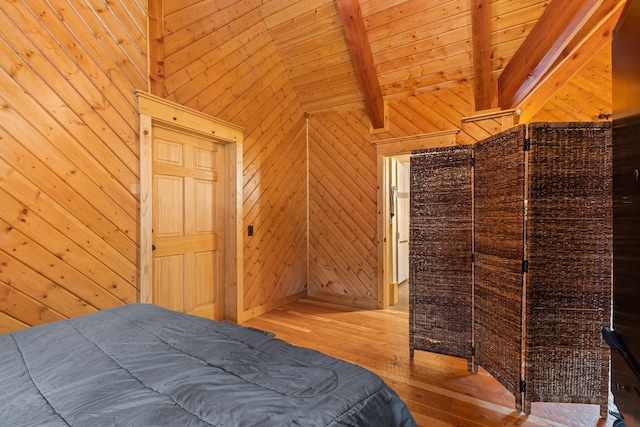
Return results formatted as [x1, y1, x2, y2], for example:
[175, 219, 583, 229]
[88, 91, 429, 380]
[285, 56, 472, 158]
[305, 49, 612, 307]
[308, 110, 378, 306]
[161, 0, 308, 319]
[0, 0, 146, 333]
[0, 0, 614, 331]
[528, 45, 613, 123]
[369, 82, 503, 145]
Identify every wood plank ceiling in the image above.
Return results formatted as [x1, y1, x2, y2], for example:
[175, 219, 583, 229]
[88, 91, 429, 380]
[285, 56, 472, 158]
[256, 0, 625, 127]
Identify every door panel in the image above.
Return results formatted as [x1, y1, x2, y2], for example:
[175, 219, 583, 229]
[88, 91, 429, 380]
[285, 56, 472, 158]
[152, 126, 224, 320]
[154, 175, 184, 236]
[153, 255, 185, 312]
[188, 250, 218, 316]
[194, 180, 215, 233]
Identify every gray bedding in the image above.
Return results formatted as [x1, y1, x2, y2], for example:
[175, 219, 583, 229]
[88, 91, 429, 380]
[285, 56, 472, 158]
[0, 304, 416, 426]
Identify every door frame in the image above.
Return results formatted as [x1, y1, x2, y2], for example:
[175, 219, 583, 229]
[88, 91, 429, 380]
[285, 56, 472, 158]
[394, 157, 411, 285]
[136, 91, 245, 321]
[375, 129, 460, 308]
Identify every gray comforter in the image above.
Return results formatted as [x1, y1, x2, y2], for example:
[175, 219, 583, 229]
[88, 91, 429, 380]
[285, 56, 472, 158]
[0, 304, 416, 426]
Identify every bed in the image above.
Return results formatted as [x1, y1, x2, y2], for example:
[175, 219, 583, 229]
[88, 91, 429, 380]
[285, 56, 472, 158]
[0, 303, 416, 426]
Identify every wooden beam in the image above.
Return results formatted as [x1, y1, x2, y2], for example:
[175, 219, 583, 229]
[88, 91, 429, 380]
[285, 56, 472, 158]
[498, 0, 605, 109]
[336, 0, 385, 129]
[470, 0, 493, 110]
[555, 0, 625, 56]
[518, 0, 625, 122]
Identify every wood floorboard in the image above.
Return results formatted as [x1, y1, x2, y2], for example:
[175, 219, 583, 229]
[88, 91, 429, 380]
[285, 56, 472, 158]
[242, 298, 617, 427]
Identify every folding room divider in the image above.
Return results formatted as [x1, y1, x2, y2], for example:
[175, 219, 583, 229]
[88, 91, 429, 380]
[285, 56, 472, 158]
[409, 122, 612, 415]
[473, 125, 526, 409]
[409, 146, 473, 367]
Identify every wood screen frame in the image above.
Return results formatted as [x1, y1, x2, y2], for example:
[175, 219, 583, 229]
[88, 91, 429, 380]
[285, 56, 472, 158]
[136, 91, 245, 321]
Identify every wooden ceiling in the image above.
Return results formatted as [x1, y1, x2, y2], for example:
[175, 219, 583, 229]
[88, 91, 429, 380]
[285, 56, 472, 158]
[256, 0, 625, 128]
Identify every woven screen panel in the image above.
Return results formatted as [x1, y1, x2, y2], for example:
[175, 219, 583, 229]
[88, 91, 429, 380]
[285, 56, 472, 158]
[410, 146, 473, 361]
[473, 125, 526, 402]
[524, 122, 612, 414]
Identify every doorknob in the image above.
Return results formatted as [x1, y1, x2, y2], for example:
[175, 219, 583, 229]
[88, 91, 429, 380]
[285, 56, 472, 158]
[152, 244, 156, 251]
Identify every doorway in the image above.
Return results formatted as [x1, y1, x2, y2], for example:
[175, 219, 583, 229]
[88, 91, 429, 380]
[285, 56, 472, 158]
[375, 129, 460, 309]
[136, 91, 244, 321]
[388, 155, 410, 311]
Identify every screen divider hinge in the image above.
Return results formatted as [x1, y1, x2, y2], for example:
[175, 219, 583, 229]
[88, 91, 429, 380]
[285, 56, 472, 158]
[520, 380, 527, 393]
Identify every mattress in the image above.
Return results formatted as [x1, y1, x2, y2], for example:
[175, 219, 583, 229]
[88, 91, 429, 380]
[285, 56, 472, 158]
[0, 304, 416, 426]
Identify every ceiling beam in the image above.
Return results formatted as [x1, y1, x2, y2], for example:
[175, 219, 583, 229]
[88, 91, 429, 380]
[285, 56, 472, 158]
[519, 0, 625, 122]
[336, 0, 385, 129]
[498, 0, 605, 109]
[470, 0, 493, 111]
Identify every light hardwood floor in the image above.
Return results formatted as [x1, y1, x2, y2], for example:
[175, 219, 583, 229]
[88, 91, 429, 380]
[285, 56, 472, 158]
[242, 298, 616, 427]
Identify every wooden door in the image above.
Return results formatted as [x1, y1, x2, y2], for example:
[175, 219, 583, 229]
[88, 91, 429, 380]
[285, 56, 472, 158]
[152, 126, 225, 320]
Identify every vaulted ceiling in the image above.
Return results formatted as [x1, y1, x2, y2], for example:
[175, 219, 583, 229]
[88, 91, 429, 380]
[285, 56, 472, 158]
[255, 0, 626, 128]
